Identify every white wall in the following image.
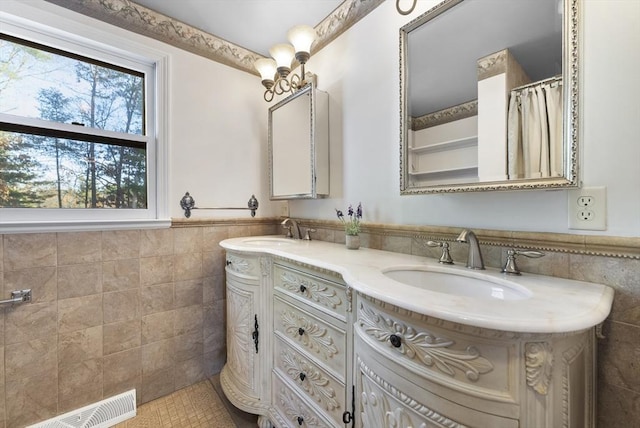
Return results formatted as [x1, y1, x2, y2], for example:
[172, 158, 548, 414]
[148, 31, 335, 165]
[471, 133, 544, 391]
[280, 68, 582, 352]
[289, 0, 640, 237]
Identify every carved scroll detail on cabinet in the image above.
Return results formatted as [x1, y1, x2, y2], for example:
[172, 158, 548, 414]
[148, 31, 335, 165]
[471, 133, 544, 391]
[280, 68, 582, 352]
[280, 271, 342, 309]
[358, 302, 493, 381]
[525, 342, 553, 395]
[227, 287, 254, 389]
[227, 254, 253, 275]
[281, 348, 340, 411]
[346, 287, 353, 312]
[279, 387, 321, 427]
[359, 358, 466, 428]
[260, 256, 273, 276]
[281, 309, 339, 360]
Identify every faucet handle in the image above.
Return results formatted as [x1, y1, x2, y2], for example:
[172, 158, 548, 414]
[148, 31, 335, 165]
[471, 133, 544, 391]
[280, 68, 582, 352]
[426, 240, 454, 264]
[281, 221, 293, 238]
[304, 228, 316, 241]
[501, 249, 545, 275]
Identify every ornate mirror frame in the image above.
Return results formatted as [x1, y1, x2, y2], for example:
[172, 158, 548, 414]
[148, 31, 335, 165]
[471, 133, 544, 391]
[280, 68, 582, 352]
[399, 0, 580, 194]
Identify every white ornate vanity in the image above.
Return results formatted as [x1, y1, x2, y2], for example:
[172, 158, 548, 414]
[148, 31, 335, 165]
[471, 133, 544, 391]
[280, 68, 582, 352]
[219, 237, 613, 428]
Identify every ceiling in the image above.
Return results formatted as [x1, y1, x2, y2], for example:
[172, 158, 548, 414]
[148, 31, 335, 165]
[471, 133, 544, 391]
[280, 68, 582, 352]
[131, 0, 344, 56]
[408, 0, 563, 117]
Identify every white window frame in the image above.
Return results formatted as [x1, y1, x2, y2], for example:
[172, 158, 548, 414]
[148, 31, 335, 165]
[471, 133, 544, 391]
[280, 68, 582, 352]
[0, 3, 169, 233]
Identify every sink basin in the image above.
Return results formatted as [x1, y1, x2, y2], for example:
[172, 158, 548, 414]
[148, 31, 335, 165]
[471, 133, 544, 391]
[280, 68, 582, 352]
[242, 237, 297, 247]
[382, 266, 531, 301]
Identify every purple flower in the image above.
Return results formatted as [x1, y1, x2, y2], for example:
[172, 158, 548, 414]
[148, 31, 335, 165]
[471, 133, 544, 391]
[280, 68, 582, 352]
[347, 205, 354, 217]
[356, 202, 362, 218]
[335, 209, 344, 219]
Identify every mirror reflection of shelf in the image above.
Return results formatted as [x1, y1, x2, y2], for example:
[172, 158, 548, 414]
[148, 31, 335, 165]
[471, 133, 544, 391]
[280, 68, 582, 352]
[409, 166, 478, 177]
[410, 135, 477, 154]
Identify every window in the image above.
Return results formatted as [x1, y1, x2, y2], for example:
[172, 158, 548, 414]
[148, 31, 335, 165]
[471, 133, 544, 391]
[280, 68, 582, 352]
[0, 10, 168, 232]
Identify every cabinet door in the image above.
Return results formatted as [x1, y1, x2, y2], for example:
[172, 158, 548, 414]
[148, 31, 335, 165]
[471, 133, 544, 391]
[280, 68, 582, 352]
[269, 82, 329, 199]
[226, 277, 261, 401]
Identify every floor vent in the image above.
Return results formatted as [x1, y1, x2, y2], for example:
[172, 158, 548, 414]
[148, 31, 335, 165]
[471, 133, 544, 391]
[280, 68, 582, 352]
[27, 389, 136, 428]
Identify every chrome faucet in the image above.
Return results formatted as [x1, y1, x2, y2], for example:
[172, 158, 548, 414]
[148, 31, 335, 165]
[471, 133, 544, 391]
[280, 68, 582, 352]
[456, 229, 485, 270]
[281, 218, 302, 239]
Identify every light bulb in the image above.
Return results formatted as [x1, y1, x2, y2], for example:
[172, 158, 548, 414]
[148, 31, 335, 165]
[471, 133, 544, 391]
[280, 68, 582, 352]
[254, 58, 277, 80]
[269, 44, 295, 70]
[287, 25, 316, 56]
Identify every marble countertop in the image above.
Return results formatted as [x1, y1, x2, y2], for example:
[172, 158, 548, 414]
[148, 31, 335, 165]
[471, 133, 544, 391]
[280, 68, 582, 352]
[220, 236, 614, 334]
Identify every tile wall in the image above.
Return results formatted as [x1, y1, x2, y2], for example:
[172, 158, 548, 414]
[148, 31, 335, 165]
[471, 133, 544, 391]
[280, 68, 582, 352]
[0, 218, 637, 427]
[0, 221, 276, 428]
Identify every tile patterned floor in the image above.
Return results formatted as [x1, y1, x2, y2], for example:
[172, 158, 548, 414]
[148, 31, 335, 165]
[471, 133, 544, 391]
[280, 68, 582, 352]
[113, 378, 254, 428]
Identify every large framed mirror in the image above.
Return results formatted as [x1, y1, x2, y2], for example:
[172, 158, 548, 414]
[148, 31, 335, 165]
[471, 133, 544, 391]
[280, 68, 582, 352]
[399, 0, 579, 194]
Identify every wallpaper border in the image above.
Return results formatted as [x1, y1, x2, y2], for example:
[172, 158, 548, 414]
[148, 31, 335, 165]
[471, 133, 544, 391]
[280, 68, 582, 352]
[43, 0, 385, 75]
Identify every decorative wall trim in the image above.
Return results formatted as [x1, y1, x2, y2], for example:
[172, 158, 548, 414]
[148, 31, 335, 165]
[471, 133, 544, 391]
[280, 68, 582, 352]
[411, 100, 478, 130]
[287, 218, 640, 260]
[44, 0, 384, 75]
[170, 217, 639, 259]
[477, 49, 509, 81]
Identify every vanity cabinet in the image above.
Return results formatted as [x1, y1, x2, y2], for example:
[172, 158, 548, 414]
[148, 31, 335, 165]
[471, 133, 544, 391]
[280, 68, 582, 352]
[218, 242, 604, 428]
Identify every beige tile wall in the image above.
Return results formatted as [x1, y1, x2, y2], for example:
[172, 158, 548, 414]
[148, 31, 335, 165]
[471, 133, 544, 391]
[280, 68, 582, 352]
[0, 221, 276, 428]
[1, 218, 637, 427]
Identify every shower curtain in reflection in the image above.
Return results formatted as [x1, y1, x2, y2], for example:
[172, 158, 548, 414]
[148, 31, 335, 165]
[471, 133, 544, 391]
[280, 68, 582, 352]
[507, 78, 563, 179]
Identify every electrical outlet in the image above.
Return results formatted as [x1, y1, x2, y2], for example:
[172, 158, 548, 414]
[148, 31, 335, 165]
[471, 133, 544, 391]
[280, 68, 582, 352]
[279, 201, 289, 217]
[568, 186, 606, 230]
[577, 196, 594, 207]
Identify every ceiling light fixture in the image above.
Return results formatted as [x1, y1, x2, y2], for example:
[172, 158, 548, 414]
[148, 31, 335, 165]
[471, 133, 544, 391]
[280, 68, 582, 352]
[254, 25, 317, 102]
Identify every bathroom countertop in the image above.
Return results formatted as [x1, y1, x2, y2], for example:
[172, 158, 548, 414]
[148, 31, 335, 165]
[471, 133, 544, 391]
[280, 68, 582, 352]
[220, 236, 614, 334]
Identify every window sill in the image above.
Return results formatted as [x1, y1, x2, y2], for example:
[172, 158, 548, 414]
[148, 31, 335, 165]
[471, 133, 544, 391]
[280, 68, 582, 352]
[0, 218, 171, 234]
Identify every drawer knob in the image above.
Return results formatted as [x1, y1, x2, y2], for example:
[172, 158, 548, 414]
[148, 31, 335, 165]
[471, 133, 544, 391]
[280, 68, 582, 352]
[299, 372, 306, 381]
[389, 334, 402, 348]
[297, 416, 304, 425]
[226, 260, 232, 266]
[298, 327, 305, 336]
[299, 284, 306, 293]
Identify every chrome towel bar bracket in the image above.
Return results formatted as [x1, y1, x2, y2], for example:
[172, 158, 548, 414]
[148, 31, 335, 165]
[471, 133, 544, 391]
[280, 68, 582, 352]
[180, 192, 259, 218]
[0, 289, 32, 307]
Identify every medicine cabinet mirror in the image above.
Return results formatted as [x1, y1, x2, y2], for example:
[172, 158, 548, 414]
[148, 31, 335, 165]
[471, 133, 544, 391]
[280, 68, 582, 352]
[269, 82, 329, 200]
[399, 0, 580, 194]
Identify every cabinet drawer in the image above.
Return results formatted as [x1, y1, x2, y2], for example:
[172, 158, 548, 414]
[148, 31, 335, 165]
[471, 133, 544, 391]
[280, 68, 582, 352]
[226, 251, 260, 280]
[274, 263, 348, 321]
[274, 336, 346, 425]
[356, 297, 518, 411]
[356, 353, 518, 428]
[274, 296, 347, 377]
[271, 372, 339, 428]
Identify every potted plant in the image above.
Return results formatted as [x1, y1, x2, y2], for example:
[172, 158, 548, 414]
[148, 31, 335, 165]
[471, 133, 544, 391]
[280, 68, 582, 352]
[336, 203, 362, 249]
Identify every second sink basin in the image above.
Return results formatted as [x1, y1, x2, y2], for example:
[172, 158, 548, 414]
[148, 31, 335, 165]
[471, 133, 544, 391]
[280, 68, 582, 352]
[242, 237, 297, 247]
[382, 266, 532, 301]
